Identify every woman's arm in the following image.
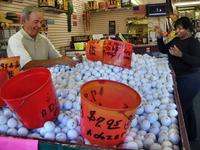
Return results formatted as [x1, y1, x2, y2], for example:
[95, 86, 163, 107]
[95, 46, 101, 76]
[157, 38, 169, 54]
[155, 26, 169, 54]
[169, 38, 200, 67]
[181, 39, 200, 67]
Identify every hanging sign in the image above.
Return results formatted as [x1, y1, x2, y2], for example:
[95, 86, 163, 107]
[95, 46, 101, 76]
[86, 40, 133, 68]
[86, 40, 104, 61]
[103, 40, 133, 68]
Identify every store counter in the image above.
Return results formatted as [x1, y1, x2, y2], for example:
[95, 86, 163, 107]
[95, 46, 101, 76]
[0, 49, 7, 58]
[0, 72, 190, 150]
[65, 50, 85, 57]
[133, 44, 159, 54]
[0, 47, 190, 150]
[62, 43, 159, 56]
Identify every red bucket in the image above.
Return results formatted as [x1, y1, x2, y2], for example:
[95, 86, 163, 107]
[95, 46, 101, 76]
[80, 80, 141, 147]
[0, 69, 9, 107]
[0, 68, 60, 129]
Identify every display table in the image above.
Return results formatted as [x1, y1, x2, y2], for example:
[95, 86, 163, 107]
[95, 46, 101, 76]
[0, 53, 191, 150]
[171, 70, 190, 150]
[39, 72, 190, 150]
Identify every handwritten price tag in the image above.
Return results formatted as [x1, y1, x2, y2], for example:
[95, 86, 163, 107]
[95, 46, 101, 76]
[80, 80, 141, 146]
[86, 40, 133, 68]
[86, 40, 104, 61]
[103, 40, 133, 68]
[85, 110, 128, 142]
[0, 56, 20, 78]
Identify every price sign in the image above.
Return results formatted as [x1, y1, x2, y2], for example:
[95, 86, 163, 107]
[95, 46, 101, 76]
[0, 56, 20, 78]
[103, 40, 133, 68]
[86, 40, 133, 69]
[80, 80, 141, 146]
[86, 40, 104, 61]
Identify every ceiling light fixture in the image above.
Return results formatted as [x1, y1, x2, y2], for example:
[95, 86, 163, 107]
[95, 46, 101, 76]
[174, 1, 200, 7]
[177, 6, 195, 11]
[131, 0, 139, 6]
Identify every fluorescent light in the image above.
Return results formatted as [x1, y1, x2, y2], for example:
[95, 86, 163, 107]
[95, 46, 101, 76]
[175, 1, 200, 7]
[131, 0, 139, 6]
[135, 0, 141, 5]
[178, 7, 195, 10]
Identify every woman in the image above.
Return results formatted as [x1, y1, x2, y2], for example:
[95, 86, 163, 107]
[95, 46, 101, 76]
[155, 17, 200, 140]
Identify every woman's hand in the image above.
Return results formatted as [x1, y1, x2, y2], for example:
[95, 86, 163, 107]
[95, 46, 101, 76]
[154, 26, 163, 39]
[169, 45, 183, 57]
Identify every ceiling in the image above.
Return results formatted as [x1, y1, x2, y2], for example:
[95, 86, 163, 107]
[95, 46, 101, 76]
[172, 0, 199, 2]
[171, 0, 200, 7]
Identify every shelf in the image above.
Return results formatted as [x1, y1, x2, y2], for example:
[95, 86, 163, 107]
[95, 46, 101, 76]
[9, 23, 21, 27]
[65, 50, 85, 57]
[65, 49, 85, 52]
[39, 6, 67, 13]
[86, 7, 132, 13]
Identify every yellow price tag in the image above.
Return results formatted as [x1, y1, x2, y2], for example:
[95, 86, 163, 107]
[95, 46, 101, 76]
[118, 33, 127, 42]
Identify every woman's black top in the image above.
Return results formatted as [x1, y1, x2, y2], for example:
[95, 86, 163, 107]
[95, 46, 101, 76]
[157, 37, 200, 76]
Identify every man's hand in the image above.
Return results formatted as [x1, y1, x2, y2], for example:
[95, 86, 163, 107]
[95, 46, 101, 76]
[75, 53, 83, 63]
[23, 56, 79, 70]
[169, 45, 183, 57]
[57, 56, 77, 67]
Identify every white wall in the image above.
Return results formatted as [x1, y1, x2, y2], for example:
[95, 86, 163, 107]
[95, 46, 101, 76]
[0, 0, 167, 48]
[0, 0, 86, 49]
[86, 7, 166, 35]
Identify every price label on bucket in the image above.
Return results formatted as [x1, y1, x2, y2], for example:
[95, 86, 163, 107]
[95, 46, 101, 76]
[80, 80, 141, 146]
[86, 40, 104, 61]
[103, 40, 133, 68]
[86, 40, 133, 68]
[0, 56, 20, 78]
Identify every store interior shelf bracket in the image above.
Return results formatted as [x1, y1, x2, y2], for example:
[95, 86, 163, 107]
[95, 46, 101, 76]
[39, 7, 68, 14]
[86, 7, 132, 13]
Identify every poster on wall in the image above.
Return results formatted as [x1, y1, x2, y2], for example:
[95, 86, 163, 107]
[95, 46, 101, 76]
[109, 20, 116, 35]
[72, 14, 77, 27]
[73, 21, 77, 26]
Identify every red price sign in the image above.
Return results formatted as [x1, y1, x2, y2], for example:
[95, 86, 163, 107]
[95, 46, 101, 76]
[86, 40, 133, 68]
[80, 80, 141, 146]
[86, 40, 104, 61]
[0, 56, 20, 78]
[103, 40, 133, 68]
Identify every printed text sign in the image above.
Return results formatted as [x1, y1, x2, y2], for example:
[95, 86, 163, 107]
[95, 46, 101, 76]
[86, 40, 133, 68]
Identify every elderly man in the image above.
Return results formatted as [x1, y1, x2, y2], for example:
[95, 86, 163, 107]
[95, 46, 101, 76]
[7, 5, 76, 69]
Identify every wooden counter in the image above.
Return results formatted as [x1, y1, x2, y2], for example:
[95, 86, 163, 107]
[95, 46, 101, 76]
[63, 44, 159, 56]
[0, 49, 7, 58]
[0, 54, 190, 150]
[133, 44, 159, 54]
